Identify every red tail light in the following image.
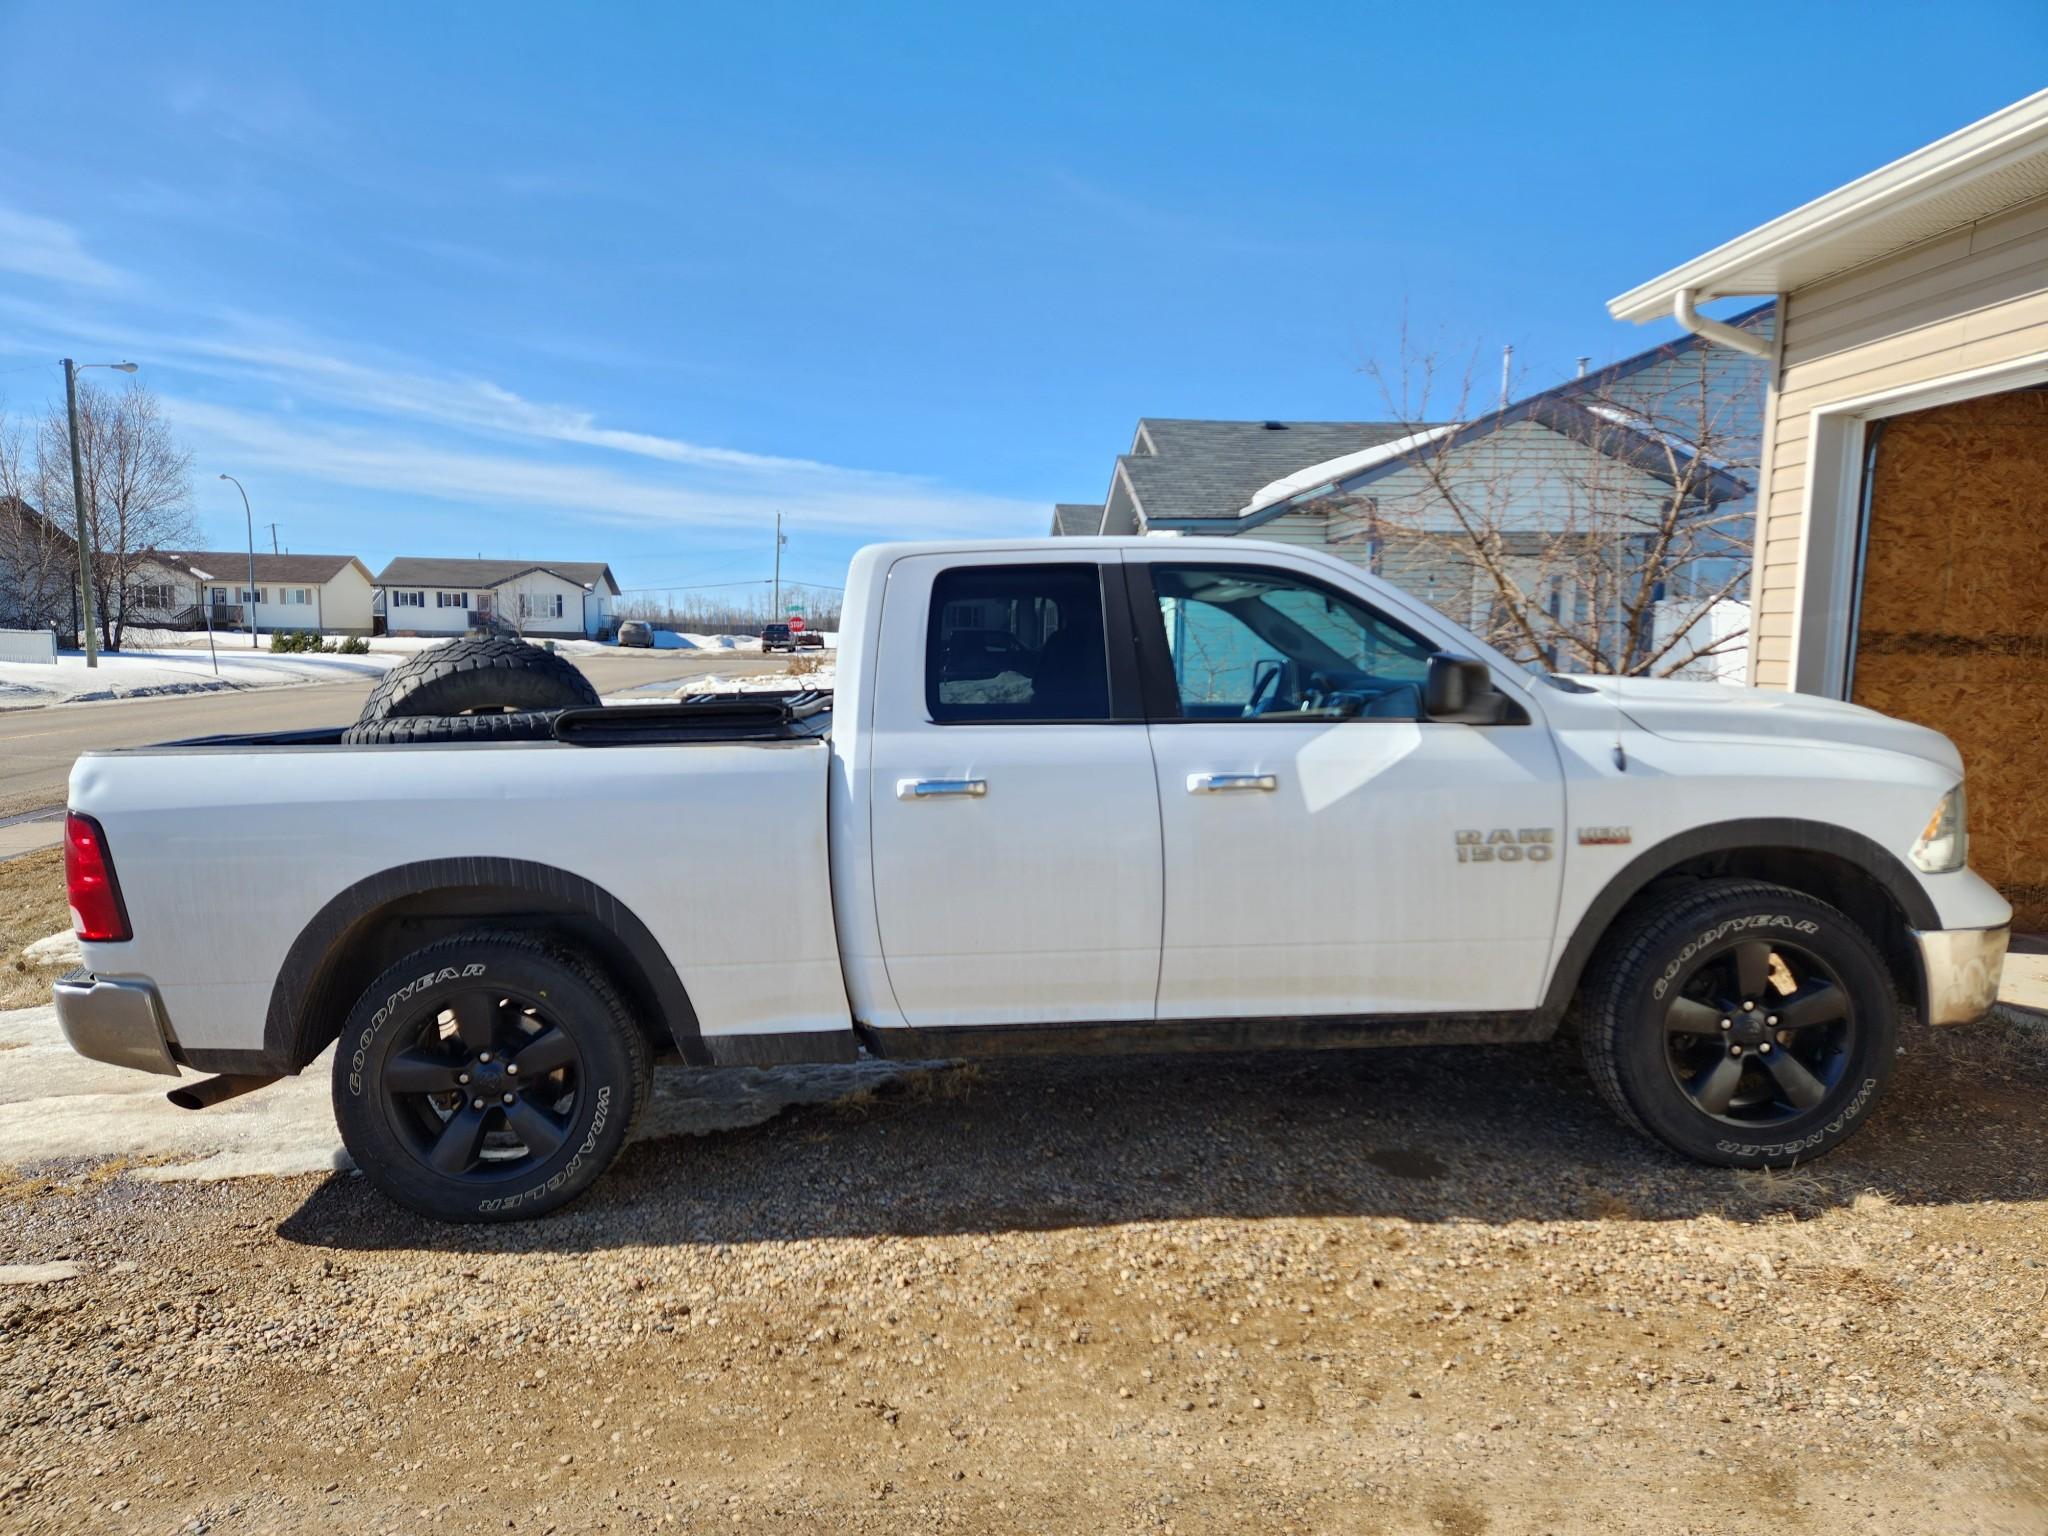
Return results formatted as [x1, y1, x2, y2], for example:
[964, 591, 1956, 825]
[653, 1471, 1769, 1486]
[65, 812, 132, 943]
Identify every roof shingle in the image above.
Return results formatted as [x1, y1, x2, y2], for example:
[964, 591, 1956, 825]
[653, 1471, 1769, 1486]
[374, 557, 619, 593]
[1119, 419, 1420, 524]
[155, 550, 365, 584]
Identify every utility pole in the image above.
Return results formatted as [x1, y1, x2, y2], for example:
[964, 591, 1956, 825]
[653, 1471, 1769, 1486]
[59, 358, 138, 666]
[61, 360, 99, 667]
[773, 511, 787, 621]
[266, 522, 280, 555]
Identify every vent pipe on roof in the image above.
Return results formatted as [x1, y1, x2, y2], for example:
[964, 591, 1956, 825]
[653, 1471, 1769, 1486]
[1499, 346, 1513, 410]
[1673, 288, 1772, 359]
[1576, 356, 1591, 378]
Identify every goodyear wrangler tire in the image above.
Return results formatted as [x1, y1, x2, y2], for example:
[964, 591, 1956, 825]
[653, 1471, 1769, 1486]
[356, 636, 599, 725]
[333, 931, 649, 1222]
[1577, 879, 1898, 1169]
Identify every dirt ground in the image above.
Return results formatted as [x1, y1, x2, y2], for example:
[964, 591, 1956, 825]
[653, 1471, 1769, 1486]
[2, 1007, 2046, 1535]
[0, 849, 68, 1012]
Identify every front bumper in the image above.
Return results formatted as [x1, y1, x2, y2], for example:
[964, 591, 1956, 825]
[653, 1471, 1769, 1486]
[52, 970, 180, 1076]
[1913, 924, 2011, 1026]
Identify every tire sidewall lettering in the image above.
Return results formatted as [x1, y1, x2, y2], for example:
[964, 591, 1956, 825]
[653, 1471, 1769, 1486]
[1650, 916, 1820, 1002]
[346, 962, 488, 1097]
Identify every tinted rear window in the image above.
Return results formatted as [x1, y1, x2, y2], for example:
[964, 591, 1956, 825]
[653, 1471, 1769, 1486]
[926, 565, 1111, 722]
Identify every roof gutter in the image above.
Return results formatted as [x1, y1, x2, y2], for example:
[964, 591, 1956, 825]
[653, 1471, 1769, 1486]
[1672, 288, 1772, 359]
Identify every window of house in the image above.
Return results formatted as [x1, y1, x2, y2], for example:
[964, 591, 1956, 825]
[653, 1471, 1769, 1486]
[925, 564, 1111, 723]
[1150, 564, 1436, 721]
[436, 591, 468, 609]
[392, 590, 424, 609]
[125, 582, 175, 612]
[282, 588, 311, 605]
[240, 588, 267, 606]
[518, 592, 565, 620]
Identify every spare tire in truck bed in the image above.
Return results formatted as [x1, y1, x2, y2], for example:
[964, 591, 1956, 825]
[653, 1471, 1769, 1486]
[356, 637, 600, 724]
[341, 710, 563, 745]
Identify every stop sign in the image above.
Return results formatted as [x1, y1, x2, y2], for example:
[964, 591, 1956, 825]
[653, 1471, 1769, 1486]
[788, 615, 806, 633]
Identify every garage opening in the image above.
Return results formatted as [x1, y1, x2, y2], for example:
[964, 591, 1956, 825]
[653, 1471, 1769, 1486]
[1847, 388, 2048, 929]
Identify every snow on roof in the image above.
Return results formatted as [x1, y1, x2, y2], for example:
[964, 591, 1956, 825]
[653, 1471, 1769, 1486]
[1236, 425, 1459, 517]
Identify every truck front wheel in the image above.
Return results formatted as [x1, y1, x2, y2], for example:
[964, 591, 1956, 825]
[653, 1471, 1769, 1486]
[333, 931, 649, 1221]
[1576, 879, 1899, 1168]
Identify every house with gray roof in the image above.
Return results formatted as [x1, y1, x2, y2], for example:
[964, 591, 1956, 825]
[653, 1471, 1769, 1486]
[1054, 307, 1771, 677]
[373, 557, 621, 640]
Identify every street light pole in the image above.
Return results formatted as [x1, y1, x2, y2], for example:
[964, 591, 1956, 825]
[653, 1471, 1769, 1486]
[60, 358, 138, 668]
[219, 473, 259, 648]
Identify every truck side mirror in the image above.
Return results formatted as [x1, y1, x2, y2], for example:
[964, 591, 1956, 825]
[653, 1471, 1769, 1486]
[1423, 652, 1507, 724]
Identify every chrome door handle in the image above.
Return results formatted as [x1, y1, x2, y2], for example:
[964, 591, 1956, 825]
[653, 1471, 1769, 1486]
[1187, 772, 1277, 794]
[897, 777, 988, 800]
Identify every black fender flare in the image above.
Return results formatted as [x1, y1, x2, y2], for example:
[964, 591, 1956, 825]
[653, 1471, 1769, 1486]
[255, 857, 707, 1072]
[1540, 817, 1938, 1019]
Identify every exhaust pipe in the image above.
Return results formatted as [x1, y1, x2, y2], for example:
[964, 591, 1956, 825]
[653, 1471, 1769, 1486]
[166, 1073, 279, 1111]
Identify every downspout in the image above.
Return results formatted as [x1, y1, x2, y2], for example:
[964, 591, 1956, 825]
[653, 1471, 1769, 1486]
[1673, 288, 1772, 358]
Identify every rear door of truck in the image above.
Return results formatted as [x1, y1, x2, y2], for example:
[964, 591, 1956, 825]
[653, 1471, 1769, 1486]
[863, 551, 1162, 1027]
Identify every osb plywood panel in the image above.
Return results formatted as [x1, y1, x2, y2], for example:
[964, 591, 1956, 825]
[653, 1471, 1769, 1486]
[1851, 390, 2048, 927]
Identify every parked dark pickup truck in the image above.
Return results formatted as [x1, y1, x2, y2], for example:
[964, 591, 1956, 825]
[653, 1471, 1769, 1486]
[761, 623, 825, 653]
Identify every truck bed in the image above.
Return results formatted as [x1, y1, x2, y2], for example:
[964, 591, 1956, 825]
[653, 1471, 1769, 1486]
[68, 689, 850, 1070]
[149, 690, 834, 751]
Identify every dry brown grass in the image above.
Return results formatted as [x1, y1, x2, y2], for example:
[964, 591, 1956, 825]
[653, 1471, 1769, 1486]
[0, 846, 69, 1011]
[785, 653, 827, 678]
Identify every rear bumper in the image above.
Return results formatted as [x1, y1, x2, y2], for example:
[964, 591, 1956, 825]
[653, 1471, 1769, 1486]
[1912, 924, 2010, 1027]
[52, 970, 181, 1076]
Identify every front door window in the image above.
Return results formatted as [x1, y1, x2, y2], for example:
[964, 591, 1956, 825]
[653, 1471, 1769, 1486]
[1151, 564, 1436, 721]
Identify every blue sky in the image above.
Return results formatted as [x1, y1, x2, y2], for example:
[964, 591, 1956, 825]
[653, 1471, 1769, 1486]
[2, 2, 2043, 598]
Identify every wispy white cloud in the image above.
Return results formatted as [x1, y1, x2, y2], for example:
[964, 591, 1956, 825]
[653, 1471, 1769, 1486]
[164, 396, 1039, 538]
[0, 204, 130, 290]
[1, 294, 848, 476]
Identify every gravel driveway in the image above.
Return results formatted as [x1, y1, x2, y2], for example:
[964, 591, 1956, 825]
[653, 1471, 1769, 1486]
[2, 1013, 2046, 1534]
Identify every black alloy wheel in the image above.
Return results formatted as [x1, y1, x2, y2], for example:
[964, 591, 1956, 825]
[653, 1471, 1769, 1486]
[1661, 934, 1855, 1126]
[379, 983, 587, 1180]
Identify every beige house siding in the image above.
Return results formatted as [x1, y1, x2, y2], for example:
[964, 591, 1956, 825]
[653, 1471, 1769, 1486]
[1753, 192, 2048, 687]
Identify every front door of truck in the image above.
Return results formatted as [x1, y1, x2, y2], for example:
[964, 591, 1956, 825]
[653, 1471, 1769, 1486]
[1125, 553, 1565, 1021]
[865, 553, 1163, 1028]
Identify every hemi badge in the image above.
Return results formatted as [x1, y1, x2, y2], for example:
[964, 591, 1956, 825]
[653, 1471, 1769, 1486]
[1577, 826, 1632, 846]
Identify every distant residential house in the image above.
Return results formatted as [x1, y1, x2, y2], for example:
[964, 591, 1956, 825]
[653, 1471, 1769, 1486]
[0, 496, 78, 633]
[131, 551, 378, 636]
[373, 558, 621, 640]
[1055, 310, 1770, 677]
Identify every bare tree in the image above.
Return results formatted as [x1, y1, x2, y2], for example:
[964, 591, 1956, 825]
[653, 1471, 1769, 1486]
[31, 380, 196, 651]
[0, 408, 81, 633]
[1323, 330, 1758, 679]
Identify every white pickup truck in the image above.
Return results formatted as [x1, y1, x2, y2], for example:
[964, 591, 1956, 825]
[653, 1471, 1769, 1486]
[55, 538, 2011, 1220]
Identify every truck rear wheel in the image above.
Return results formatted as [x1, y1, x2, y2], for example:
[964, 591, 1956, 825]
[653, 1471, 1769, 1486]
[1576, 879, 1898, 1168]
[333, 931, 649, 1221]
[356, 636, 599, 724]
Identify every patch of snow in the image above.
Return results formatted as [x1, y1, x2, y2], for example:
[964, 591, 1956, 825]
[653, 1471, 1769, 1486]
[1238, 426, 1460, 517]
[0, 646, 402, 705]
[22, 931, 81, 970]
[676, 663, 835, 696]
[0, 1003, 934, 1182]
[0, 1262, 82, 1286]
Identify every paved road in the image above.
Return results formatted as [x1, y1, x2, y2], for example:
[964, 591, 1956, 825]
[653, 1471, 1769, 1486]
[0, 650, 785, 828]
